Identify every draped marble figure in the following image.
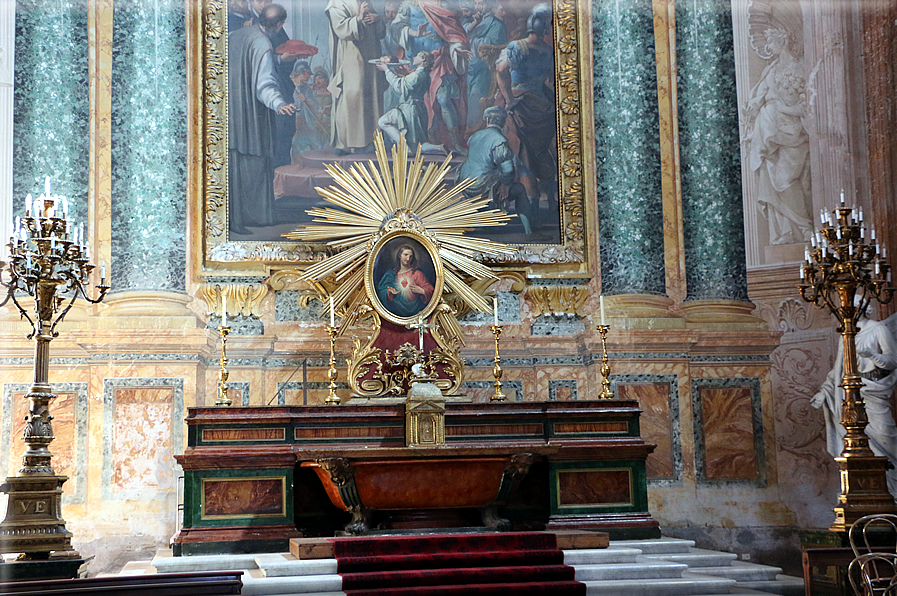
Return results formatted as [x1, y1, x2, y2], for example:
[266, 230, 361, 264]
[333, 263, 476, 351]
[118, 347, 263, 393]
[811, 312, 897, 495]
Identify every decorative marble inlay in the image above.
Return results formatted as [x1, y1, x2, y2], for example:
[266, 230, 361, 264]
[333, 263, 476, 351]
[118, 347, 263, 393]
[276, 381, 351, 406]
[532, 315, 586, 336]
[692, 377, 765, 485]
[592, 0, 665, 295]
[610, 374, 681, 483]
[1, 383, 88, 505]
[461, 380, 523, 402]
[228, 381, 250, 407]
[548, 379, 578, 401]
[557, 468, 633, 507]
[12, 0, 90, 224]
[458, 292, 520, 324]
[109, 0, 187, 292]
[204, 314, 265, 336]
[102, 378, 183, 501]
[275, 291, 325, 322]
[201, 476, 286, 519]
[676, 0, 748, 301]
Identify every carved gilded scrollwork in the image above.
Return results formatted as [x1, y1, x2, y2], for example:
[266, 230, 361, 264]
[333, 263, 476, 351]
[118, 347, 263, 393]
[525, 285, 589, 317]
[198, 283, 269, 319]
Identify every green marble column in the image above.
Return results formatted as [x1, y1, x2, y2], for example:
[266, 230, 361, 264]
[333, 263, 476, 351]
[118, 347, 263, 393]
[676, 0, 748, 301]
[592, 0, 665, 296]
[13, 0, 89, 223]
[110, 0, 187, 292]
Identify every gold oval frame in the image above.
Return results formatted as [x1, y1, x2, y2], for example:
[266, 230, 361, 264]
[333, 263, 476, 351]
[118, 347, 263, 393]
[365, 231, 445, 327]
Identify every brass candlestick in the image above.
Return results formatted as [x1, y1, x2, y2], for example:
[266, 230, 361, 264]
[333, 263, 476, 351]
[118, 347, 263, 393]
[0, 179, 108, 560]
[490, 325, 506, 402]
[798, 201, 895, 531]
[597, 325, 614, 399]
[325, 325, 340, 405]
[216, 325, 232, 406]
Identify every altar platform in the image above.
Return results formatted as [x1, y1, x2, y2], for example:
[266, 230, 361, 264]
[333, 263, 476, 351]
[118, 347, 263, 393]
[172, 400, 660, 556]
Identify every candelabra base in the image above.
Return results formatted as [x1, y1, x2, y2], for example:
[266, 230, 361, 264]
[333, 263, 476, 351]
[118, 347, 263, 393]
[829, 454, 897, 532]
[0, 474, 79, 558]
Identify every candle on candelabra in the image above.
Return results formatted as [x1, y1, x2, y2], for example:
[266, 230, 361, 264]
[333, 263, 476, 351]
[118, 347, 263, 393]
[222, 294, 227, 327]
[25, 194, 32, 217]
[44, 176, 50, 197]
[100, 261, 106, 282]
[493, 296, 498, 326]
[61, 196, 68, 219]
[600, 295, 606, 326]
[330, 295, 335, 327]
[859, 207, 864, 222]
[840, 189, 845, 204]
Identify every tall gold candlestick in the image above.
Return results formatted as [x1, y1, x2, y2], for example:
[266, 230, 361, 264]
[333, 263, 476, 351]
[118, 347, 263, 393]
[326, 325, 340, 405]
[216, 326, 232, 406]
[798, 202, 895, 530]
[490, 325, 506, 402]
[597, 325, 614, 399]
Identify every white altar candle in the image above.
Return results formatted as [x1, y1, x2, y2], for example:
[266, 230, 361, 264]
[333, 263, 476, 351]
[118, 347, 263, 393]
[100, 261, 105, 280]
[44, 176, 50, 197]
[840, 189, 845, 204]
[25, 194, 32, 216]
[493, 297, 498, 326]
[799, 266, 804, 279]
[330, 296, 335, 327]
[600, 295, 606, 326]
[222, 294, 227, 327]
[859, 206, 864, 222]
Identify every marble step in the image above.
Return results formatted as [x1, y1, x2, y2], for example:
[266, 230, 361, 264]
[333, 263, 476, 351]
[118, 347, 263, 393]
[613, 538, 696, 554]
[241, 568, 342, 595]
[582, 575, 736, 596]
[152, 551, 259, 573]
[688, 560, 783, 582]
[563, 547, 642, 565]
[255, 553, 338, 577]
[643, 548, 739, 567]
[575, 561, 688, 581]
[734, 575, 806, 596]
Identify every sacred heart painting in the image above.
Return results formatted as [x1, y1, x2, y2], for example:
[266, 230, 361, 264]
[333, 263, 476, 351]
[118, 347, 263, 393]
[366, 232, 443, 325]
[199, 0, 589, 271]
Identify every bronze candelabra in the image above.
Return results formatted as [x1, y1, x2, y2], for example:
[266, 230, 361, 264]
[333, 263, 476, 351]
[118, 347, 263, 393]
[216, 325, 232, 406]
[490, 325, 506, 401]
[325, 325, 340, 405]
[0, 179, 108, 559]
[597, 325, 614, 399]
[798, 200, 895, 531]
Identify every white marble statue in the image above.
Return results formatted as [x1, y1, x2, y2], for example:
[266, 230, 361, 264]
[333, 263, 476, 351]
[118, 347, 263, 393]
[811, 310, 897, 494]
[744, 26, 813, 246]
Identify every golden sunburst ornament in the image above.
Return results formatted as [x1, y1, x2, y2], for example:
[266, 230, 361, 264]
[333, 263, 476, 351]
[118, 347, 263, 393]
[287, 132, 515, 328]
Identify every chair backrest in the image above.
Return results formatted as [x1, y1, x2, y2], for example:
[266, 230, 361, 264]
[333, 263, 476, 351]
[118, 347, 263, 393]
[849, 553, 897, 596]
[851, 514, 897, 557]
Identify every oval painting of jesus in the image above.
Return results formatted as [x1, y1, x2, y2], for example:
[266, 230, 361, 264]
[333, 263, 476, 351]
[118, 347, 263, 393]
[367, 233, 442, 325]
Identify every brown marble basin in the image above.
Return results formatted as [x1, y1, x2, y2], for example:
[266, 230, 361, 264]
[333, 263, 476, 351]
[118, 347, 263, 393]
[300, 445, 556, 533]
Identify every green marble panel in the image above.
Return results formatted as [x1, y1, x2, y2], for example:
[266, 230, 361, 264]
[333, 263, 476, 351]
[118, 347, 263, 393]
[110, 0, 187, 292]
[13, 0, 90, 224]
[592, 0, 665, 296]
[676, 0, 748, 301]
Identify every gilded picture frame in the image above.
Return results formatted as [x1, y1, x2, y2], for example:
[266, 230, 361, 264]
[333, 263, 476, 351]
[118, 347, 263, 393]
[365, 230, 444, 326]
[193, 0, 592, 276]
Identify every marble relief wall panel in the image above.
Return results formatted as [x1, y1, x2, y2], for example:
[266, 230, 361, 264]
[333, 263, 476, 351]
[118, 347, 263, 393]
[731, 0, 834, 268]
[102, 378, 183, 501]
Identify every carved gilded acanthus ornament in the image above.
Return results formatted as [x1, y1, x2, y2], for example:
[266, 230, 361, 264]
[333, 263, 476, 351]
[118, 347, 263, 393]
[525, 285, 589, 317]
[196, 0, 589, 272]
[198, 283, 268, 320]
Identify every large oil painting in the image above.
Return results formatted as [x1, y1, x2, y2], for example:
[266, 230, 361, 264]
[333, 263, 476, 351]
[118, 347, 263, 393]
[199, 0, 589, 270]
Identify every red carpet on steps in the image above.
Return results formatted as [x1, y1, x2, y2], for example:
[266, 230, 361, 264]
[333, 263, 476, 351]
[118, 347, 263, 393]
[330, 532, 587, 595]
